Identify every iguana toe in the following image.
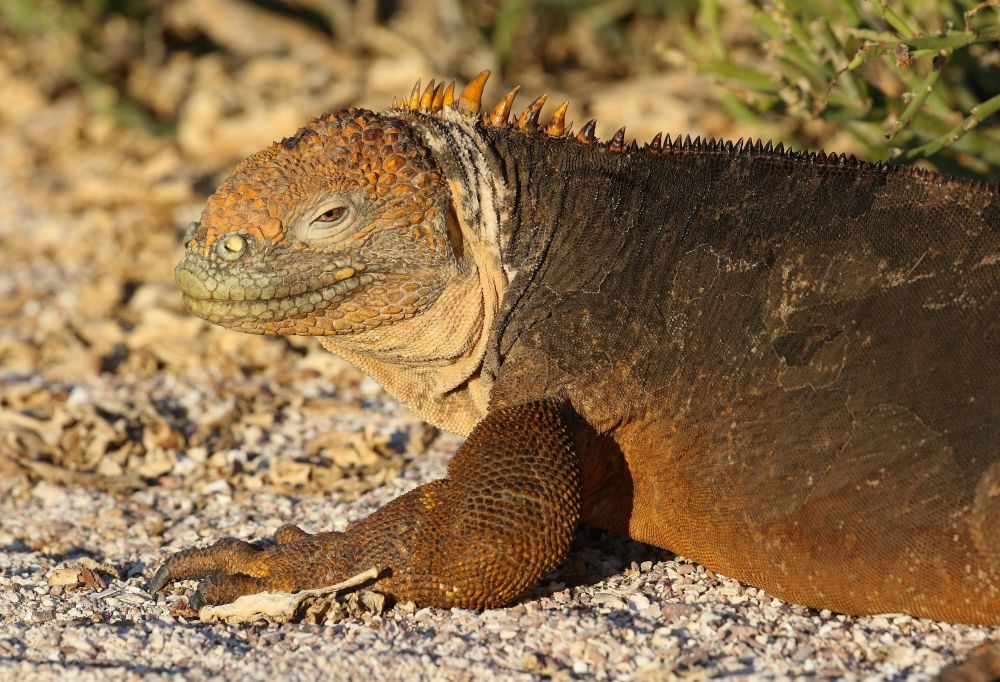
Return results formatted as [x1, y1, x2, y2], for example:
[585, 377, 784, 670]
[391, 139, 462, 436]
[147, 537, 266, 595]
[187, 587, 205, 612]
[187, 572, 271, 609]
[273, 524, 312, 544]
[145, 564, 171, 595]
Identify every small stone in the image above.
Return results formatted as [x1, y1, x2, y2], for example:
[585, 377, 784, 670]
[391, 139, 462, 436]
[592, 593, 627, 610]
[48, 568, 83, 587]
[627, 594, 651, 611]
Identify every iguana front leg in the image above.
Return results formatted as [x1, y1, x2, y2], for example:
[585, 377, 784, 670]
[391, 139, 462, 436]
[147, 399, 582, 610]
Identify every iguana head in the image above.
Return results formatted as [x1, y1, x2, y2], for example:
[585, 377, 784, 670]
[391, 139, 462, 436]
[174, 70, 578, 339]
[175, 107, 455, 336]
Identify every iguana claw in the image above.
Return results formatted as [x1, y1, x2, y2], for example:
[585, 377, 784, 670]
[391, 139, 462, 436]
[145, 564, 171, 595]
[188, 588, 205, 612]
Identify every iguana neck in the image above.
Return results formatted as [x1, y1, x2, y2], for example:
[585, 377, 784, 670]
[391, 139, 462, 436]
[319, 263, 491, 434]
[322, 111, 511, 435]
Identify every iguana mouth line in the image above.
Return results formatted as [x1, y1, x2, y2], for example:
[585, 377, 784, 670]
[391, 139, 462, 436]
[178, 272, 368, 326]
[182, 275, 361, 304]
[175, 262, 365, 304]
[180, 276, 370, 327]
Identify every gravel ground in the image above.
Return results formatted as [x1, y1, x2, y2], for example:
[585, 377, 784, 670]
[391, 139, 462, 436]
[1, 429, 997, 681]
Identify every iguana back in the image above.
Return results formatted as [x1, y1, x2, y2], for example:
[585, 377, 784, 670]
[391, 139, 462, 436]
[483, 130, 999, 622]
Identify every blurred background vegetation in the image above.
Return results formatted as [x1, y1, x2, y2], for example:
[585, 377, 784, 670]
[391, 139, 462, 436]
[1, 0, 997, 179]
[0, 0, 1000, 179]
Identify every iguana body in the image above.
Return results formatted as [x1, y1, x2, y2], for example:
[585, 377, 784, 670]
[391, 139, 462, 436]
[151, 72, 999, 626]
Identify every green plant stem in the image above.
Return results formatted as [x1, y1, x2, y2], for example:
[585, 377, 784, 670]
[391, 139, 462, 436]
[904, 26, 1000, 48]
[845, 25, 1000, 71]
[875, 1, 917, 38]
[900, 92, 1000, 160]
[812, 17, 868, 113]
[886, 54, 946, 139]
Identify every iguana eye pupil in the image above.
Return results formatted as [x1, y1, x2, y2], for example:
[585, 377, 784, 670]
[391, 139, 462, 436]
[316, 206, 347, 223]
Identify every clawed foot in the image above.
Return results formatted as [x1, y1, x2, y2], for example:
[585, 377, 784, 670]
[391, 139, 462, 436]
[145, 400, 583, 612]
[146, 525, 338, 609]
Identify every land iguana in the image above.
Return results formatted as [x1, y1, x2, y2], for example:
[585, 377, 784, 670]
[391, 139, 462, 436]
[149, 72, 999, 631]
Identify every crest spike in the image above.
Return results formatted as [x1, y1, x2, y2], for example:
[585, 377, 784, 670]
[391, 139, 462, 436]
[443, 81, 456, 108]
[456, 70, 490, 115]
[431, 81, 447, 111]
[576, 119, 597, 144]
[649, 132, 662, 151]
[517, 94, 547, 131]
[609, 127, 626, 151]
[408, 80, 422, 111]
[419, 79, 436, 110]
[489, 86, 520, 126]
[391, 96, 398, 109]
[545, 102, 569, 136]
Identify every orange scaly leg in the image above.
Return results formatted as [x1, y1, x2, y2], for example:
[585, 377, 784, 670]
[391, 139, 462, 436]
[147, 399, 582, 610]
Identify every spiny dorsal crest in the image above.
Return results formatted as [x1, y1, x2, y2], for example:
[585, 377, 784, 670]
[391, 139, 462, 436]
[387, 71, 997, 191]
[392, 71, 573, 139]
[388, 70, 840, 162]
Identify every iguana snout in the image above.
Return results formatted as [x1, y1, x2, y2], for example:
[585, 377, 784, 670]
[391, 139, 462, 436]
[175, 107, 455, 336]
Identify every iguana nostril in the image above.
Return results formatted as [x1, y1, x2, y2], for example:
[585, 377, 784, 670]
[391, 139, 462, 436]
[216, 233, 247, 261]
[182, 221, 199, 249]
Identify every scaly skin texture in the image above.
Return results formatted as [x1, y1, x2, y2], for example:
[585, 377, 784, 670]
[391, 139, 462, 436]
[150, 399, 580, 609]
[177, 109, 450, 337]
[154, 73, 999, 641]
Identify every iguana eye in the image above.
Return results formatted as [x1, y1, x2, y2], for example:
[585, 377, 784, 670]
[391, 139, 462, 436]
[315, 206, 347, 223]
[302, 200, 358, 240]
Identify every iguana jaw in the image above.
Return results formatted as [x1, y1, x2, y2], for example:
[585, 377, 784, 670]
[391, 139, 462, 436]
[175, 256, 369, 334]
